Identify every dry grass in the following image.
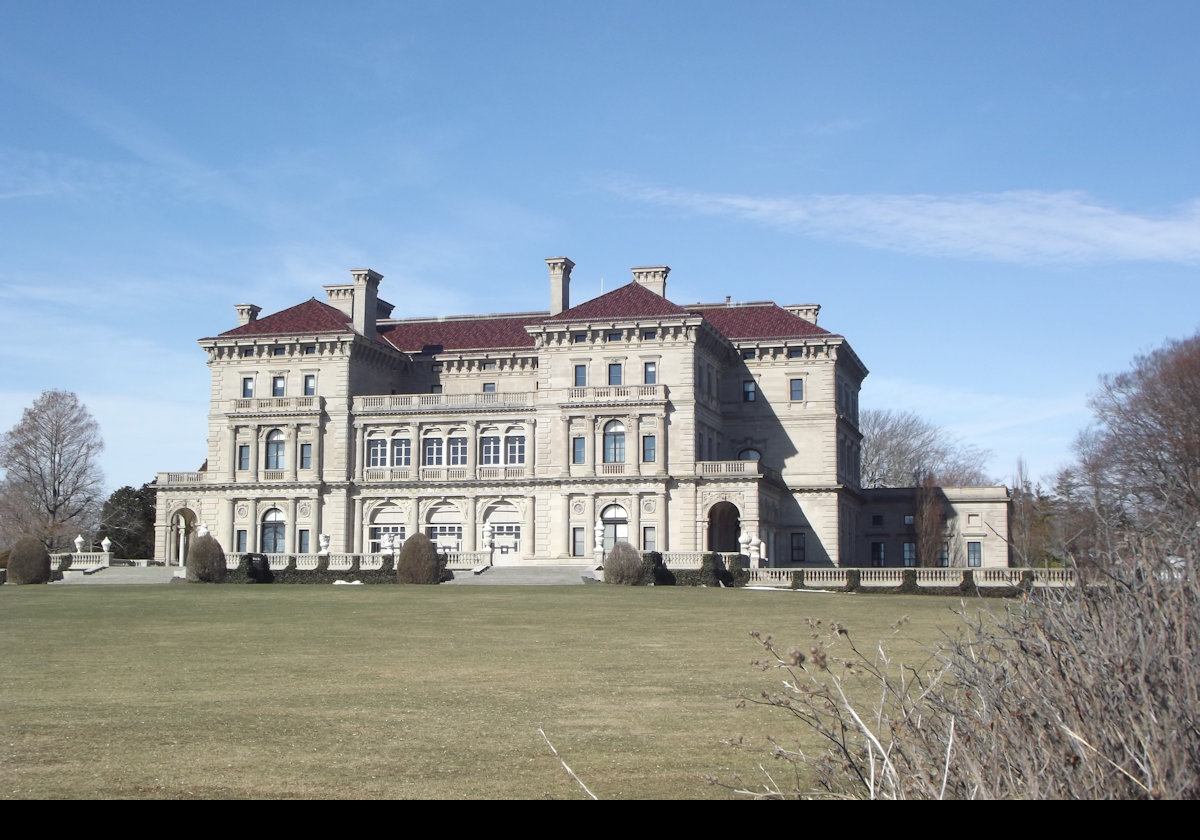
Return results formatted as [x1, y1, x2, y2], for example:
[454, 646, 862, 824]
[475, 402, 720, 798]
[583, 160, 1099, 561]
[0, 585, 965, 799]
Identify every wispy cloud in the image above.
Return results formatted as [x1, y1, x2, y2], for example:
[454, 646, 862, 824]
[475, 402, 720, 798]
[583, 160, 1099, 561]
[615, 184, 1200, 264]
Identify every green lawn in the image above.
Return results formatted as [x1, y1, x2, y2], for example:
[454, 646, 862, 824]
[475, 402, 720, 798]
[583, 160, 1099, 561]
[0, 585, 970, 799]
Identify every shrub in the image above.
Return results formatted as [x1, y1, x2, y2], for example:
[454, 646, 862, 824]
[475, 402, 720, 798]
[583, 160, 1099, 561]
[698, 553, 722, 587]
[603, 541, 644, 585]
[739, 549, 1200, 799]
[186, 534, 227, 583]
[7, 536, 51, 584]
[396, 533, 442, 584]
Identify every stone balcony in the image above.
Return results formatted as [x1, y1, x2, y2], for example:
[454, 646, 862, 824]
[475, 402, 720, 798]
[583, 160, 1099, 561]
[158, 471, 207, 486]
[362, 465, 530, 482]
[355, 392, 535, 414]
[227, 396, 323, 415]
[564, 384, 665, 405]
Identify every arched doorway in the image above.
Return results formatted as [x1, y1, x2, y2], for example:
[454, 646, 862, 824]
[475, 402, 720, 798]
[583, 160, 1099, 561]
[482, 500, 522, 561]
[168, 508, 198, 567]
[600, 504, 629, 552]
[261, 508, 285, 554]
[424, 501, 463, 553]
[707, 501, 741, 552]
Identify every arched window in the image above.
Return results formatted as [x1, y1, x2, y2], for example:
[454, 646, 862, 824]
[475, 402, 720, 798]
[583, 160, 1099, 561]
[261, 508, 285, 553]
[600, 504, 629, 552]
[738, 448, 761, 462]
[265, 429, 285, 470]
[603, 420, 625, 463]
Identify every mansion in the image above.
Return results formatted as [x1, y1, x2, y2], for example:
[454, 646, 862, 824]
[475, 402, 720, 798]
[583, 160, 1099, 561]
[154, 259, 1010, 569]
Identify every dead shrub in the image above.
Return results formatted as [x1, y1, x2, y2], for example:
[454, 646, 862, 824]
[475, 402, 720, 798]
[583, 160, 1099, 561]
[603, 541, 644, 585]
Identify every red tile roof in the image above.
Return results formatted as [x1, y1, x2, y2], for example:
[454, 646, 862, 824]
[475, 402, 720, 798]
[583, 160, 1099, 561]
[544, 280, 691, 322]
[207, 285, 832, 353]
[378, 316, 542, 352]
[688, 303, 831, 341]
[214, 298, 354, 338]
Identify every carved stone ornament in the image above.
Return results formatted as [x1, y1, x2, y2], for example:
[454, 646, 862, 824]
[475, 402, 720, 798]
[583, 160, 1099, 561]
[572, 502, 585, 515]
[298, 502, 311, 518]
[642, 499, 656, 514]
[236, 504, 249, 520]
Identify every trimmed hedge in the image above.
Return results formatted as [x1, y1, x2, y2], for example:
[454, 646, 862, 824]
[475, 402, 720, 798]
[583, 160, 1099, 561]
[7, 536, 51, 585]
[186, 534, 227, 583]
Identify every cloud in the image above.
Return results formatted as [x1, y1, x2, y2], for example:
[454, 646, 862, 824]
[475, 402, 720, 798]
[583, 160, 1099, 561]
[615, 184, 1200, 264]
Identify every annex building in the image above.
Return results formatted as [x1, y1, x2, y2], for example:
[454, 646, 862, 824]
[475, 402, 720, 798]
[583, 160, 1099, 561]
[154, 259, 1009, 569]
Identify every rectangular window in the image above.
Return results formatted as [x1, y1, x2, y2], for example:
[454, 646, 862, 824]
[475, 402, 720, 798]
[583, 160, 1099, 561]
[298, 530, 310, 554]
[424, 438, 443, 466]
[299, 443, 312, 470]
[790, 533, 806, 563]
[871, 542, 886, 567]
[303, 345, 315, 355]
[241, 377, 254, 398]
[607, 332, 622, 342]
[448, 437, 468, 466]
[480, 436, 501, 465]
[642, 434, 656, 463]
[482, 382, 496, 393]
[743, 380, 756, 402]
[237, 444, 250, 471]
[937, 545, 949, 567]
[642, 329, 656, 340]
[236, 530, 248, 553]
[968, 542, 982, 567]
[574, 364, 587, 387]
[572, 437, 585, 464]
[505, 435, 525, 464]
[643, 361, 656, 384]
[368, 439, 388, 467]
[392, 438, 411, 467]
[642, 527, 657, 552]
[608, 363, 623, 386]
[572, 527, 585, 557]
[273, 346, 286, 356]
[904, 514, 915, 526]
[272, 376, 285, 397]
[303, 374, 316, 396]
[573, 333, 586, 343]
[742, 348, 756, 360]
[241, 347, 254, 358]
[871, 514, 884, 527]
[790, 378, 804, 401]
[483, 360, 497, 371]
[903, 542, 917, 567]
[431, 384, 443, 394]
[788, 347, 803, 358]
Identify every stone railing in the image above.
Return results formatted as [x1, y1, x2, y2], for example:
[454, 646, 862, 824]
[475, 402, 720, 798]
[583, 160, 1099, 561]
[51, 552, 112, 572]
[442, 550, 493, 568]
[158, 471, 206, 485]
[356, 392, 534, 413]
[230, 396, 321, 413]
[565, 385, 665, 403]
[740, 567, 1081, 590]
[659, 551, 742, 570]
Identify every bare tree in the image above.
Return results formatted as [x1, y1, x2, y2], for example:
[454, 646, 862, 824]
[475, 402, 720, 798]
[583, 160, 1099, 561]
[912, 473, 946, 567]
[0, 390, 105, 550]
[859, 409, 992, 488]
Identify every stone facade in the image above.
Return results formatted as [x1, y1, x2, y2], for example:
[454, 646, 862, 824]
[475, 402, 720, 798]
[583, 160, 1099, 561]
[155, 258, 1010, 569]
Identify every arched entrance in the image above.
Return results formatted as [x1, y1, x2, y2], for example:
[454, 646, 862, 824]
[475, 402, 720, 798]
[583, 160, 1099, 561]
[481, 500, 522, 562]
[167, 508, 198, 568]
[424, 501, 463, 553]
[707, 501, 741, 552]
[261, 508, 285, 554]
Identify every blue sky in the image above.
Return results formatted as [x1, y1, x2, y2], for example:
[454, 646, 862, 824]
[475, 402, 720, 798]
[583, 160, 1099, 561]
[1, 1, 1197, 493]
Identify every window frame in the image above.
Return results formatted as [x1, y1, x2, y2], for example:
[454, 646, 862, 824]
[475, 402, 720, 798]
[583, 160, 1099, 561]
[608, 363, 623, 386]
[299, 442, 312, 470]
[574, 364, 587, 387]
[789, 378, 804, 401]
[643, 361, 657, 385]
[271, 375, 286, 398]
[572, 436, 585, 465]
[603, 420, 625, 463]
[641, 434, 656, 463]
[265, 430, 285, 470]
[743, 380, 756, 402]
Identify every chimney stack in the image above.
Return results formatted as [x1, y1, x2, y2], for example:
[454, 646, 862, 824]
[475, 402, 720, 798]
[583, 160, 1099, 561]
[631, 265, 669, 298]
[546, 257, 574, 316]
[234, 304, 261, 327]
[350, 269, 383, 340]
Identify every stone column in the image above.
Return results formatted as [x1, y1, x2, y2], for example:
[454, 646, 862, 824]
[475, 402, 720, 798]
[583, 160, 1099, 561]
[225, 425, 237, 481]
[285, 499, 297, 555]
[246, 499, 258, 552]
[353, 423, 366, 481]
[522, 498, 535, 561]
[223, 497, 236, 555]
[466, 420, 478, 480]
[286, 424, 298, 482]
[584, 495, 596, 556]
[249, 425, 261, 482]
[629, 494, 641, 550]
[464, 498, 477, 552]
[352, 495, 363, 554]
